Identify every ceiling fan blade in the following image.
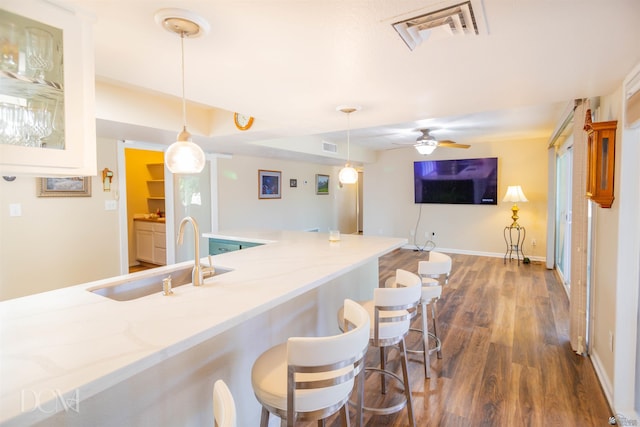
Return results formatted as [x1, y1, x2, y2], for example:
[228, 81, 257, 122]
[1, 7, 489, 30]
[438, 140, 470, 148]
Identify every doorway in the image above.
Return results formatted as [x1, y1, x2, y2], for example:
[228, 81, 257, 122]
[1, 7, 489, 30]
[117, 140, 214, 275]
[118, 143, 167, 273]
[555, 142, 573, 295]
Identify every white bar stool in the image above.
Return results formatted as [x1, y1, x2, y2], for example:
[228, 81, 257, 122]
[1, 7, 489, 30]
[251, 299, 370, 427]
[385, 251, 451, 379]
[416, 251, 451, 378]
[213, 379, 236, 427]
[340, 269, 422, 427]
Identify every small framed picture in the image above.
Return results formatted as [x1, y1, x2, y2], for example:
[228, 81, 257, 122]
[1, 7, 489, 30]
[290, 179, 297, 188]
[316, 174, 329, 195]
[258, 170, 281, 199]
[37, 177, 92, 197]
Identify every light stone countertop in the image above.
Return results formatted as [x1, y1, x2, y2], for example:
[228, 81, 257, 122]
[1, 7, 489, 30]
[0, 230, 405, 425]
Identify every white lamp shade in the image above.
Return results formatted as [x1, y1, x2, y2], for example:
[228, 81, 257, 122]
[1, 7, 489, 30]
[339, 165, 358, 184]
[414, 143, 436, 155]
[502, 185, 528, 203]
[165, 140, 206, 174]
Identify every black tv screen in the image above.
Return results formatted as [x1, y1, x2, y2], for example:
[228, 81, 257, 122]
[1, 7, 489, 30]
[414, 157, 498, 205]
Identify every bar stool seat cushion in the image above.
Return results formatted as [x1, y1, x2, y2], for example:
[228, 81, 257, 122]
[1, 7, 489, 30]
[251, 343, 355, 414]
[421, 284, 442, 301]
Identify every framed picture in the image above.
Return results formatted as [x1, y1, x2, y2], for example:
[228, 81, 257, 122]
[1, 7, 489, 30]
[290, 179, 297, 188]
[37, 177, 92, 197]
[258, 170, 281, 199]
[316, 174, 329, 195]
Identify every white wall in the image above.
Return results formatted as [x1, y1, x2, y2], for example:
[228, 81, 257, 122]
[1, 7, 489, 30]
[216, 155, 357, 233]
[0, 137, 121, 301]
[363, 139, 548, 258]
[589, 88, 623, 398]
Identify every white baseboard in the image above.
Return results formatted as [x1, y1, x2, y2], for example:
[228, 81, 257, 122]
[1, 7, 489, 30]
[399, 244, 546, 263]
[590, 350, 614, 410]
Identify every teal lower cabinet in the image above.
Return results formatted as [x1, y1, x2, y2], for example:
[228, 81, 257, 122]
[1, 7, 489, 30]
[209, 238, 262, 255]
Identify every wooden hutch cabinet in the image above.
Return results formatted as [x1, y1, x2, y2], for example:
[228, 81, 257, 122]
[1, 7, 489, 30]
[584, 110, 617, 208]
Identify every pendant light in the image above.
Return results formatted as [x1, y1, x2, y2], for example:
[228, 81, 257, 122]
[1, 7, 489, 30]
[155, 9, 210, 174]
[337, 105, 360, 184]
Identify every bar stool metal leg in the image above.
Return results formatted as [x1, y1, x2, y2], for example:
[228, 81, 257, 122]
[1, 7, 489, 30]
[399, 337, 416, 427]
[431, 300, 442, 359]
[421, 300, 431, 378]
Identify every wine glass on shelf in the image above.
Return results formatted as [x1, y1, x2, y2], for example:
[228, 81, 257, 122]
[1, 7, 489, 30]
[25, 99, 53, 147]
[25, 27, 54, 81]
[0, 103, 25, 146]
[49, 97, 65, 148]
[0, 22, 19, 73]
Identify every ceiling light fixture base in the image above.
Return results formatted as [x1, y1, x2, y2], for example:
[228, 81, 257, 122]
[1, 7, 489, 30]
[155, 8, 210, 38]
[336, 105, 361, 114]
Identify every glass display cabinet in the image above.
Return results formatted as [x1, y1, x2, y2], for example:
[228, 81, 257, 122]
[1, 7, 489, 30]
[0, 0, 96, 176]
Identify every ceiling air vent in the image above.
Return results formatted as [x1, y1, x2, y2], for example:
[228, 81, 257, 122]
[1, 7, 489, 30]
[392, 1, 482, 51]
[322, 141, 338, 154]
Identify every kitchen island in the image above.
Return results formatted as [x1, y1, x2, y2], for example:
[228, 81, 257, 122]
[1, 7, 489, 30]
[0, 230, 405, 426]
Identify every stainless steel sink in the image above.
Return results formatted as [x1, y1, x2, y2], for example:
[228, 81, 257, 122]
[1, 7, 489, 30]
[88, 265, 233, 301]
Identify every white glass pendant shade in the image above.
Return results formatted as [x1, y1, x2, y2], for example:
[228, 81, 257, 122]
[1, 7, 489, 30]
[339, 164, 358, 184]
[165, 127, 205, 174]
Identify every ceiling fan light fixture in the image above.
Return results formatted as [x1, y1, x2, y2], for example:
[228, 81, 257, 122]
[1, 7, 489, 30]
[414, 143, 437, 155]
[155, 8, 208, 174]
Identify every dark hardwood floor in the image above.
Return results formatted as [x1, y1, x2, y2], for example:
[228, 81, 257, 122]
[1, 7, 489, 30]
[308, 249, 613, 426]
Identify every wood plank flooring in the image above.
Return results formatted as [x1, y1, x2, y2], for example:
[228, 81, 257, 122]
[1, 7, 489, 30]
[305, 249, 613, 426]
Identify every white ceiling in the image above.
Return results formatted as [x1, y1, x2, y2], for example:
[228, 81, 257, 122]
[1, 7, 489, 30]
[66, 0, 640, 163]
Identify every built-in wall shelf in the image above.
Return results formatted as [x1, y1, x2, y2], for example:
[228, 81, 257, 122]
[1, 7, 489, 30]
[146, 163, 165, 214]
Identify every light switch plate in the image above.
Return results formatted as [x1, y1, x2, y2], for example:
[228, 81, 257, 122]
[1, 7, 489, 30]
[9, 203, 21, 217]
[105, 200, 117, 210]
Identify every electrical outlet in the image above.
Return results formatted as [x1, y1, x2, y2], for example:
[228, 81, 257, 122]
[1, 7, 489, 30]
[531, 238, 537, 246]
[410, 230, 415, 236]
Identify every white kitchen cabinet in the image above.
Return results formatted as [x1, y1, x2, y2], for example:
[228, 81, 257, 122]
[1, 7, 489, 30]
[0, 0, 96, 176]
[135, 221, 166, 266]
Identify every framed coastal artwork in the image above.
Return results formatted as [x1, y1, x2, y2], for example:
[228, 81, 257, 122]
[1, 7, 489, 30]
[258, 170, 281, 199]
[37, 177, 92, 197]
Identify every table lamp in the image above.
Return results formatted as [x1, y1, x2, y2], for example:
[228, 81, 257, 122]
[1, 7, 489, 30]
[503, 185, 528, 227]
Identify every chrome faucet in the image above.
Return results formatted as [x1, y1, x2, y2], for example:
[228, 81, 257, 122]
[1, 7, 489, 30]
[177, 216, 215, 286]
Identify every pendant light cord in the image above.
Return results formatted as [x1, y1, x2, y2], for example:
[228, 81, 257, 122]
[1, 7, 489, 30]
[346, 112, 351, 163]
[180, 32, 187, 129]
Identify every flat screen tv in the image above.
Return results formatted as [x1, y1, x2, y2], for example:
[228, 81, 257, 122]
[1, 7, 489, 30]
[414, 157, 498, 205]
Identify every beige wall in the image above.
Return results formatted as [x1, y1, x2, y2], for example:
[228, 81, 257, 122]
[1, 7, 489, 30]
[590, 87, 623, 394]
[363, 138, 548, 258]
[217, 155, 357, 233]
[0, 137, 120, 301]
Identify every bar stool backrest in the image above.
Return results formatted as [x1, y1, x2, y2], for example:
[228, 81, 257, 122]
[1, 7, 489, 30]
[418, 251, 452, 285]
[372, 270, 422, 346]
[285, 299, 370, 424]
[213, 379, 236, 427]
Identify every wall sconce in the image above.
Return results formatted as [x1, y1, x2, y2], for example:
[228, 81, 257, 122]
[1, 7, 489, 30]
[102, 167, 114, 191]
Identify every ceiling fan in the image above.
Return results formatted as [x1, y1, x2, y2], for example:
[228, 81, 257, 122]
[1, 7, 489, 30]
[413, 129, 470, 154]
